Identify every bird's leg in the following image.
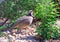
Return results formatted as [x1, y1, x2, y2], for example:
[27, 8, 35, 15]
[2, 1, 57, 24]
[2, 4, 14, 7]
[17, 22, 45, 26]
[17, 28, 22, 34]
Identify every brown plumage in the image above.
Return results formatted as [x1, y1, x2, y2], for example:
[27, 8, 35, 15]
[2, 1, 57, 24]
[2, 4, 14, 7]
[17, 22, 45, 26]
[13, 10, 34, 32]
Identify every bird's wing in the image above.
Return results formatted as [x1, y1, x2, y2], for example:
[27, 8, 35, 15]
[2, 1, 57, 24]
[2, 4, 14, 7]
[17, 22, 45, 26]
[14, 16, 27, 25]
[14, 16, 33, 27]
[17, 16, 33, 22]
[17, 16, 28, 22]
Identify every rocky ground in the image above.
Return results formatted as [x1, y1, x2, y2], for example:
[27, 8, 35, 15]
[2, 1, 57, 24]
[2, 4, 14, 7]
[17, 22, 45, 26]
[0, 26, 39, 42]
[0, 26, 60, 42]
[0, 19, 60, 42]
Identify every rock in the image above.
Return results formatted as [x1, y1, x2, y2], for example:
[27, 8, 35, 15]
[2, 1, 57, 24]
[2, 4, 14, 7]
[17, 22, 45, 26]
[11, 29, 17, 33]
[33, 33, 38, 36]
[15, 34, 21, 40]
[15, 39, 20, 42]
[3, 32, 7, 34]
[6, 30, 10, 34]
[8, 34, 15, 40]
[0, 26, 38, 42]
[15, 40, 28, 42]
[18, 34, 24, 38]
[12, 33, 16, 37]
[27, 40, 32, 42]
[8, 34, 16, 42]
[56, 20, 60, 26]
[28, 33, 33, 36]
[49, 39, 53, 42]
[25, 34, 29, 37]
[57, 40, 60, 42]
[0, 37, 9, 42]
[22, 35, 26, 37]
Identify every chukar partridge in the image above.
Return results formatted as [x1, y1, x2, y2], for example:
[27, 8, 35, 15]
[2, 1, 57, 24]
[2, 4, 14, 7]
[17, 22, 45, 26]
[13, 10, 34, 32]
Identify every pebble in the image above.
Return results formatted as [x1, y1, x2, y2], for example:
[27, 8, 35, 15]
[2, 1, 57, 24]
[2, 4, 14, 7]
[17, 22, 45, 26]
[25, 34, 29, 37]
[19, 34, 24, 38]
[6, 30, 10, 34]
[56, 20, 60, 26]
[22, 35, 26, 37]
[15, 40, 29, 42]
[3, 32, 7, 34]
[11, 29, 17, 33]
[28, 33, 33, 36]
[12, 33, 16, 37]
[0, 26, 38, 42]
[0, 37, 9, 42]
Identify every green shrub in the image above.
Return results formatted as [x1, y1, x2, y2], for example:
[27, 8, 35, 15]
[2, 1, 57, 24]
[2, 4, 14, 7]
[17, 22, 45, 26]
[0, 0, 36, 20]
[0, 0, 37, 30]
[0, 32, 6, 37]
[35, 0, 60, 39]
[0, 26, 6, 30]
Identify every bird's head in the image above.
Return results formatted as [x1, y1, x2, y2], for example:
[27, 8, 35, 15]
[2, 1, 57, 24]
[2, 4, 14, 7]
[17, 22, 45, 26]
[27, 10, 34, 16]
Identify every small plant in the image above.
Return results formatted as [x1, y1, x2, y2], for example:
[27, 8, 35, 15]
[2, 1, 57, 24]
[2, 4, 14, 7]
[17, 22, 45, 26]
[35, 0, 59, 39]
[0, 32, 6, 37]
[0, 26, 6, 30]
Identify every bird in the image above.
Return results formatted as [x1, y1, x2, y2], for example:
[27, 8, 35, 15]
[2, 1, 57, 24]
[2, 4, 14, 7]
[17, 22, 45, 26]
[13, 10, 34, 32]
